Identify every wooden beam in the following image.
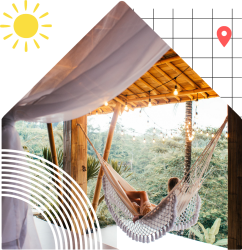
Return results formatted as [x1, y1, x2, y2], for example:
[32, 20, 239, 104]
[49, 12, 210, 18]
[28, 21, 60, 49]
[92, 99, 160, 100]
[126, 88, 149, 106]
[71, 115, 88, 234]
[91, 102, 121, 220]
[47, 123, 63, 197]
[126, 87, 213, 103]
[113, 97, 134, 111]
[228, 106, 242, 249]
[132, 84, 158, 105]
[139, 78, 169, 103]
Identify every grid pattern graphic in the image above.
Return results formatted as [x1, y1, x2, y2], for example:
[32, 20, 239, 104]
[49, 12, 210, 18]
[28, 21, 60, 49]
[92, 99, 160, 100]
[135, 9, 242, 117]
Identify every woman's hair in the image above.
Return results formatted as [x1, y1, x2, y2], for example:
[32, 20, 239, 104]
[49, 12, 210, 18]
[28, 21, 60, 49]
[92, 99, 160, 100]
[168, 177, 180, 192]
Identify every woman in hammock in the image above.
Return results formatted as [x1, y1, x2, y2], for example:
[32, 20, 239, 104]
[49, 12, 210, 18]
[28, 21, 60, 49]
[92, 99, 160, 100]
[119, 177, 180, 223]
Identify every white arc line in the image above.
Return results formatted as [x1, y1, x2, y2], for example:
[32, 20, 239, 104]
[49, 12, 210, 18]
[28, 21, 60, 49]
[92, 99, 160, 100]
[2, 179, 74, 249]
[1, 150, 102, 250]
[2, 162, 87, 249]
[1, 192, 58, 250]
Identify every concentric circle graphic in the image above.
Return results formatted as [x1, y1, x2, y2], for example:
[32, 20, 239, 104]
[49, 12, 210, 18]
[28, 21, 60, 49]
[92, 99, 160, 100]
[1, 149, 103, 250]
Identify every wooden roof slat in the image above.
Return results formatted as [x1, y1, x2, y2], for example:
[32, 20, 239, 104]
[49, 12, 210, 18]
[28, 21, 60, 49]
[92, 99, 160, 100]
[126, 87, 213, 103]
[132, 84, 158, 105]
[138, 78, 169, 103]
[113, 97, 134, 111]
[166, 61, 208, 99]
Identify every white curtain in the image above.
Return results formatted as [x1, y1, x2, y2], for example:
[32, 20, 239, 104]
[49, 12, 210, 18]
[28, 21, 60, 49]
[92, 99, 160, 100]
[2, 2, 170, 249]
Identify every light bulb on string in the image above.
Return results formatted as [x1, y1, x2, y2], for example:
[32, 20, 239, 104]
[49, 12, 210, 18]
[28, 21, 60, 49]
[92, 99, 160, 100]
[147, 120, 149, 127]
[200, 130, 203, 134]
[160, 132, 163, 137]
[153, 127, 156, 133]
[163, 136, 165, 141]
[212, 133, 214, 138]
[166, 134, 168, 139]
[195, 112, 199, 119]
[133, 135, 135, 141]
[196, 128, 199, 132]
[225, 131, 228, 138]
[124, 102, 128, 111]
[148, 98, 152, 108]
[171, 133, 173, 138]
[105, 101, 108, 106]
[96, 110, 98, 115]
[206, 131, 209, 136]
[143, 138, 146, 143]
[153, 138, 155, 143]
[174, 85, 178, 95]
[192, 129, 195, 135]
[121, 130, 124, 136]
[139, 109, 142, 117]
[195, 93, 199, 106]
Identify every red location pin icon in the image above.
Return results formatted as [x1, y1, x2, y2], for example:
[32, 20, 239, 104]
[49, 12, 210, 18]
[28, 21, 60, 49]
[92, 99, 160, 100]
[217, 26, 232, 47]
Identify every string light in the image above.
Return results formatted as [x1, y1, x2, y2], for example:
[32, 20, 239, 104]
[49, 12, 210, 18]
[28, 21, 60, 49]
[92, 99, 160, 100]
[96, 110, 98, 115]
[206, 131, 209, 136]
[105, 101, 108, 106]
[143, 138, 146, 143]
[166, 134, 168, 139]
[195, 93, 199, 107]
[200, 130, 203, 134]
[148, 91, 152, 108]
[160, 132, 163, 137]
[163, 137, 165, 141]
[171, 133, 173, 138]
[225, 131, 228, 138]
[193, 122, 196, 128]
[139, 109, 142, 117]
[147, 120, 149, 126]
[121, 130, 124, 136]
[148, 98, 152, 108]
[195, 112, 199, 119]
[192, 129, 195, 135]
[212, 133, 214, 138]
[153, 138, 155, 143]
[125, 102, 128, 111]
[133, 135, 135, 141]
[174, 85, 178, 95]
[153, 127, 156, 133]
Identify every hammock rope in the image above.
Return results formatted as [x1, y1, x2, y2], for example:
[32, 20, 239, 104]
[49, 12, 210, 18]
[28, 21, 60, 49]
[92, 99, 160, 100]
[77, 116, 227, 243]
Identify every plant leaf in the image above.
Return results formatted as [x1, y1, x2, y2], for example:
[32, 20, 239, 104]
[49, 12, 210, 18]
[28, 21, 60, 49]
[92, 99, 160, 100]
[189, 227, 204, 242]
[214, 239, 228, 246]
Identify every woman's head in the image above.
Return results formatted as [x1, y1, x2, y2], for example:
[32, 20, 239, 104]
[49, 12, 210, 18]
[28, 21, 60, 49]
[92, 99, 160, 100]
[168, 177, 180, 193]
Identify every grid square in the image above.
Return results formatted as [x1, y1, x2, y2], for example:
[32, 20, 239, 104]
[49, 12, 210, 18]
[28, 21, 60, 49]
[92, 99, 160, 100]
[193, 39, 212, 57]
[173, 39, 192, 57]
[213, 19, 232, 38]
[233, 58, 242, 77]
[193, 58, 212, 78]
[154, 19, 173, 38]
[193, 9, 212, 18]
[233, 39, 242, 57]
[233, 9, 242, 19]
[143, 19, 153, 30]
[154, 9, 172, 18]
[213, 37, 232, 57]
[213, 9, 232, 19]
[135, 8, 153, 18]
[213, 58, 232, 77]
[233, 78, 242, 98]
[213, 78, 232, 98]
[173, 9, 192, 18]
[233, 19, 242, 38]
[193, 19, 212, 38]
[233, 98, 242, 117]
[174, 19, 192, 38]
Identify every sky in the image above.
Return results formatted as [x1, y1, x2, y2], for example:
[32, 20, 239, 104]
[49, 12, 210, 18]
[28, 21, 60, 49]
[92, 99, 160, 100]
[88, 97, 228, 136]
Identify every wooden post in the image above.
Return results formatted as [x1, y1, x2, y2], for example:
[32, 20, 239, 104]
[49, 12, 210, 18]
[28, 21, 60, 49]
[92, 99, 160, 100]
[47, 123, 63, 196]
[228, 106, 242, 249]
[71, 115, 88, 234]
[92, 102, 121, 215]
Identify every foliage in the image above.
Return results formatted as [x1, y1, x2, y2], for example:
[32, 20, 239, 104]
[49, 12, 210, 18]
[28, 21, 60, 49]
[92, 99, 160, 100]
[189, 218, 228, 246]
[87, 155, 100, 182]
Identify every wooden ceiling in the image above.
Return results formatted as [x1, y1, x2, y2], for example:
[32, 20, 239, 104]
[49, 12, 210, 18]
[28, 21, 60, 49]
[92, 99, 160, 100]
[89, 49, 219, 115]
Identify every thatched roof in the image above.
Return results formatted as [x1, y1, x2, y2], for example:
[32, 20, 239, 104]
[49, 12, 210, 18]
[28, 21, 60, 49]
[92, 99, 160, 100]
[90, 49, 218, 115]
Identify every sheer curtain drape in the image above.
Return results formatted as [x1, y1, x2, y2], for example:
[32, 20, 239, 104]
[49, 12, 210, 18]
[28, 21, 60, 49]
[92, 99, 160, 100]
[2, 2, 170, 249]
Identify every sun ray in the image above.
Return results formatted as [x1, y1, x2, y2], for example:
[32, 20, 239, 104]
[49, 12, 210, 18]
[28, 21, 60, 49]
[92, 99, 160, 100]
[41, 24, 52, 27]
[24, 0, 27, 11]
[4, 34, 13, 40]
[33, 3, 40, 13]
[39, 12, 49, 19]
[33, 39, 40, 49]
[0, 25, 11, 28]
[25, 41, 28, 52]
[39, 33, 49, 39]
[3, 13, 13, 19]
[13, 39, 19, 49]
[11, 3, 19, 14]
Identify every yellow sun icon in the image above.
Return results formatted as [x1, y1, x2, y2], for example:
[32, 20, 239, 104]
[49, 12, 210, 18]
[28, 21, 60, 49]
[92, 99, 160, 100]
[0, 0, 52, 52]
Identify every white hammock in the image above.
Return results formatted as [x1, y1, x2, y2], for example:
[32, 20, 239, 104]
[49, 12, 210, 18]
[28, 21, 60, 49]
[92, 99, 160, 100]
[78, 116, 227, 243]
